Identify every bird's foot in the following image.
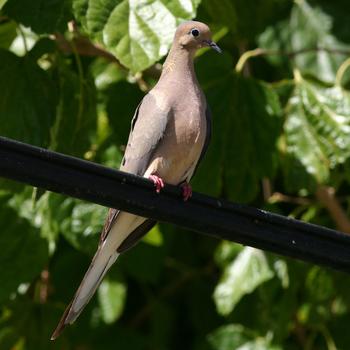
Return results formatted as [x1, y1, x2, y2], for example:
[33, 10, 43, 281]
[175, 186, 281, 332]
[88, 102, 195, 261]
[149, 175, 165, 193]
[180, 182, 192, 201]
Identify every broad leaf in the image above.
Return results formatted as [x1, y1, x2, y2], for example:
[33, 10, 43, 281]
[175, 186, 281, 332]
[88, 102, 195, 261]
[224, 75, 282, 202]
[0, 49, 57, 146]
[97, 276, 127, 324]
[202, 0, 291, 40]
[259, 0, 350, 83]
[142, 224, 163, 246]
[73, 0, 201, 72]
[194, 54, 282, 201]
[50, 64, 98, 157]
[200, 0, 237, 33]
[213, 247, 274, 316]
[208, 324, 282, 350]
[0, 199, 48, 303]
[3, 0, 72, 34]
[8, 190, 66, 245]
[192, 51, 234, 197]
[61, 200, 107, 256]
[0, 20, 16, 49]
[106, 80, 144, 146]
[284, 78, 350, 190]
[0, 0, 7, 10]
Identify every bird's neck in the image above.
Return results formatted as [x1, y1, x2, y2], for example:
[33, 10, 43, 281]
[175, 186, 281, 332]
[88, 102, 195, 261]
[161, 45, 197, 82]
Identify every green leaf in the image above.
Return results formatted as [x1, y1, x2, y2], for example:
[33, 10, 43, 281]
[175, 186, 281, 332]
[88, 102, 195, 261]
[0, 49, 57, 146]
[97, 276, 127, 324]
[213, 247, 274, 316]
[0, 298, 71, 349]
[90, 58, 127, 90]
[61, 200, 107, 256]
[0, 198, 48, 303]
[119, 242, 165, 284]
[306, 267, 334, 302]
[73, 0, 201, 72]
[99, 144, 123, 169]
[8, 189, 73, 248]
[224, 75, 282, 202]
[142, 224, 163, 246]
[208, 324, 250, 350]
[0, 326, 18, 350]
[202, 0, 290, 40]
[259, 0, 350, 83]
[50, 63, 98, 157]
[3, 0, 72, 34]
[208, 324, 282, 350]
[192, 51, 234, 197]
[201, 0, 237, 33]
[214, 241, 243, 268]
[106, 81, 144, 145]
[0, 20, 16, 49]
[194, 54, 282, 201]
[284, 78, 350, 189]
[0, 0, 7, 10]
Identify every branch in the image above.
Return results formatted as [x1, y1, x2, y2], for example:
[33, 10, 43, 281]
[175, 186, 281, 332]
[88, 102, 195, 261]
[235, 47, 350, 73]
[1, 136, 350, 272]
[54, 32, 125, 68]
[316, 186, 350, 234]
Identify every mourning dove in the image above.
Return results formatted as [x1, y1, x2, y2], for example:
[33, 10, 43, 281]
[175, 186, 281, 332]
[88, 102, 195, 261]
[51, 20, 221, 340]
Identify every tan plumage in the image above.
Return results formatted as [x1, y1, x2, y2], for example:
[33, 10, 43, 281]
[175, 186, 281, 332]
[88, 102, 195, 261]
[51, 21, 220, 340]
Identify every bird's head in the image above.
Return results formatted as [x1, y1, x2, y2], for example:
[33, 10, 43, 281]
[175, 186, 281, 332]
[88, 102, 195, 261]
[175, 21, 221, 53]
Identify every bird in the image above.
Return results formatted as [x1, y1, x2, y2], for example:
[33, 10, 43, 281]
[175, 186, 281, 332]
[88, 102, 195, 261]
[51, 20, 221, 340]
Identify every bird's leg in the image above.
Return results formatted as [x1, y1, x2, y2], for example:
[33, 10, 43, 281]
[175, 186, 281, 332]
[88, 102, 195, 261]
[148, 174, 165, 193]
[180, 181, 192, 201]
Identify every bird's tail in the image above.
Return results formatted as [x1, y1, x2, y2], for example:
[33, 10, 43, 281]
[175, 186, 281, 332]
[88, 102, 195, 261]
[50, 243, 119, 340]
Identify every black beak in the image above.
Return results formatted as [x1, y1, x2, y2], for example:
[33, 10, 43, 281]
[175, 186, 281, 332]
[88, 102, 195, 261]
[204, 40, 222, 53]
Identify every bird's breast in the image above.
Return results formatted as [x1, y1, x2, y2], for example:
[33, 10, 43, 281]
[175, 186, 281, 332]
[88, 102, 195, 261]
[146, 103, 206, 184]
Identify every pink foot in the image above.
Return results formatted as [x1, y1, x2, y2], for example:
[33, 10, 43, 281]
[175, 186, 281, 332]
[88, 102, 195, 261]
[149, 174, 165, 193]
[180, 182, 192, 201]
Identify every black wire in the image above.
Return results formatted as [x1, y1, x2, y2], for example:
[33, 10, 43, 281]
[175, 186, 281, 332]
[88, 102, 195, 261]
[0, 136, 350, 273]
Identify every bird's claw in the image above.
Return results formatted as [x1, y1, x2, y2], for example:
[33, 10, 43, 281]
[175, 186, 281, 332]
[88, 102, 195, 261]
[180, 182, 192, 201]
[149, 175, 165, 193]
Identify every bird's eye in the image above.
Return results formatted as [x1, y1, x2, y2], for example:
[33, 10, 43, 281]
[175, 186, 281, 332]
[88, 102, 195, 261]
[191, 29, 200, 37]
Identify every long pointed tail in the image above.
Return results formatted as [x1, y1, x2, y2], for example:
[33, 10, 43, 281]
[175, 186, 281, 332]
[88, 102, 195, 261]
[51, 212, 147, 340]
[51, 245, 119, 340]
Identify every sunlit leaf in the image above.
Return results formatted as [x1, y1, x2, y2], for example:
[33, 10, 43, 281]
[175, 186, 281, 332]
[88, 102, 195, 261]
[214, 247, 274, 316]
[259, 0, 350, 83]
[214, 241, 243, 268]
[142, 224, 163, 246]
[284, 78, 350, 190]
[97, 277, 127, 324]
[208, 324, 282, 350]
[0, 0, 8, 10]
[61, 200, 107, 256]
[73, 0, 201, 72]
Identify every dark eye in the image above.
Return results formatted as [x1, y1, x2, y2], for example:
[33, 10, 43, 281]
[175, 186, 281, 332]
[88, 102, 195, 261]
[191, 28, 200, 37]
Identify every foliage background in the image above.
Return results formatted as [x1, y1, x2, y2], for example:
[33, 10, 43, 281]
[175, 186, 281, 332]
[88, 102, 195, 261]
[1, 0, 350, 349]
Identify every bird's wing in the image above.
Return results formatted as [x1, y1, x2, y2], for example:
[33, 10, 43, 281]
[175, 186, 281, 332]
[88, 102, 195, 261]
[121, 92, 170, 176]
[99, 92, 170, 244]
[197, 105, 212, 167]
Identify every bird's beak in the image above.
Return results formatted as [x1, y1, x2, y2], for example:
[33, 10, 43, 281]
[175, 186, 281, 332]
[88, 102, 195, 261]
[203, 40, 222, 53]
